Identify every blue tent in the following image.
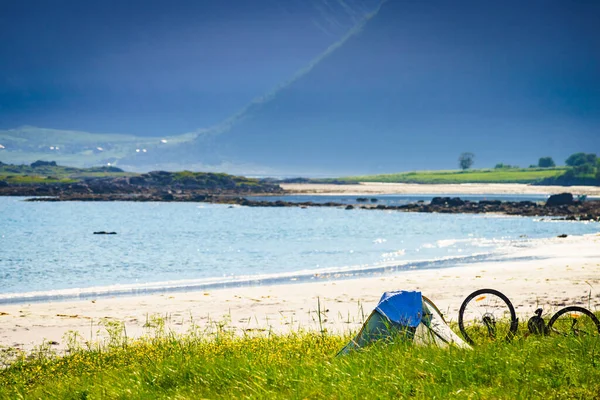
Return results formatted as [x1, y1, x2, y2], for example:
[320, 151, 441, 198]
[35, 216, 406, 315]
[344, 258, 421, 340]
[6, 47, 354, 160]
[338, 291, 470, 354]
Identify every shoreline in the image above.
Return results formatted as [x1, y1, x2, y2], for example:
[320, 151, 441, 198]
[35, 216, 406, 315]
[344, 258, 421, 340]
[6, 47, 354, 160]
[0, 252, 500, 305]
[281, 182, 600, 196]
[1, 233, 599, 354]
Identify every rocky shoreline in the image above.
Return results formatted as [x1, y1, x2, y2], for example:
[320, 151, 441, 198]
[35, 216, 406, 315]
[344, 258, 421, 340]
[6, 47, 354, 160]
[14, 190, 600, 221]
[0, 170, 283, 199]
[214, 194, 600, 221]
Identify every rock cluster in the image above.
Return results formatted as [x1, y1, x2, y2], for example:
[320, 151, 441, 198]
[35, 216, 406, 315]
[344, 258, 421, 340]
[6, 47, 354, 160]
[213, 194, 600, 221]
[3, 179, 599, 221]
[0, 171, 283, 199]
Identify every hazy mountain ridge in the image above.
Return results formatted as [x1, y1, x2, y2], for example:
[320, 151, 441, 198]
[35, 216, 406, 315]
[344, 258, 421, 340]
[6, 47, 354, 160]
[2, 0, 599, 176]
[0, 126, 197, 168]
[178, 0, 600, 175]
[1, 0, 381, 135]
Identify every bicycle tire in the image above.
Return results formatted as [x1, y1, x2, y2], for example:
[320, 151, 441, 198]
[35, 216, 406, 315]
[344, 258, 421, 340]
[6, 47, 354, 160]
[458, 288, 518, 345]
[547, 306, 600, 337]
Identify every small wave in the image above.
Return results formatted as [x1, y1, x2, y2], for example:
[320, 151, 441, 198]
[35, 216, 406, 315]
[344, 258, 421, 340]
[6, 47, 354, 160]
[436, 237, 510, 248]
[0, 252, 495, 305]
[436, 239, 461, 248]
[381, 249, 406, 258]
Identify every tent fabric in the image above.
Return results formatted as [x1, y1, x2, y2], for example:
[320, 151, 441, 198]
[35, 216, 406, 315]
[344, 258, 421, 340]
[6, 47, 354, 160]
[414, 300, 471, 349]
[376, 291, 423, 327]
[338, 310, 416, 355]
[338, 290, 471, 355]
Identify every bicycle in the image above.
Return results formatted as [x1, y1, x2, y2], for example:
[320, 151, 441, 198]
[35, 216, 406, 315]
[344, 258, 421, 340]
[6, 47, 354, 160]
[457, 288, 600, 346]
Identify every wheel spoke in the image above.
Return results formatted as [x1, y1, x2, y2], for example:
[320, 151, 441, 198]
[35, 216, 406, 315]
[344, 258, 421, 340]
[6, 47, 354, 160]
[458, 289, 517, 346]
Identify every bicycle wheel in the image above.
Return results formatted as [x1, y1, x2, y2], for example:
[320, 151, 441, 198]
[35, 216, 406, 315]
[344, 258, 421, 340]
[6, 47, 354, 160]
[458, 289, 518, 346]
[547, 306, 600, 337]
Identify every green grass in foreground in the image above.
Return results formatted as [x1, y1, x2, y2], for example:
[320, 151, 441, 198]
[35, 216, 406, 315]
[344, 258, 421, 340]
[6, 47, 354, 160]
[329, 168, 567, 184]
[1, 325, 599, 399]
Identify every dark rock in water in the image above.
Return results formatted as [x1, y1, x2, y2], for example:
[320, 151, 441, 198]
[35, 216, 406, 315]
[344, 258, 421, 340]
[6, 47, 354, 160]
[162, 193, 174, 201]
[370, 198, 378, 203]
[430, 197, 464, 206]
[345, 205, 354, 210]
[448, 197, 465, 207]
[479, 200, 502, 206]
[430, 197, 448, 206]
[356, 197, 368, 202]
[546, 193, 573, 207]
[93, 231, 117, 235]
[518, 201, 537, 207]
[585, 213, 596, 221]
[557, 234, 568, 238]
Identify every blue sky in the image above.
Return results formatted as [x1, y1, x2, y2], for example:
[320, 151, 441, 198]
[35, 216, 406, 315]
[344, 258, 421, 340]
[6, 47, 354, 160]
[0, 0, 379, 135]
[0, 0, 598, 173]
[189, 0, 599, 173]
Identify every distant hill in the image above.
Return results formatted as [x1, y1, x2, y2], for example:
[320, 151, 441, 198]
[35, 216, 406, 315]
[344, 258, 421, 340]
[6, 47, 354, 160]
[0, 161, 282, 197]
[0, 126, 196, 169]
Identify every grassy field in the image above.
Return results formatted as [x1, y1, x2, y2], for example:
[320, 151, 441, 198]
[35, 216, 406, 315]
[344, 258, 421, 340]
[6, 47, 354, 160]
[327, 168, 568, 184]
[1, 322, 599, 399]
[0, 163, 137, 183]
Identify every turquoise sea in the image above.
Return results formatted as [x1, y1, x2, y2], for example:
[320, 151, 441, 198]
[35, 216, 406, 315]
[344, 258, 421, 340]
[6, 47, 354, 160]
[1, 196, 599, 304]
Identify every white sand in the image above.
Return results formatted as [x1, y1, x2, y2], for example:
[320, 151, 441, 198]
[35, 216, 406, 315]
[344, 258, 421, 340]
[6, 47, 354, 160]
[1, 233, 599, 354]
[281, 182, 600, 196]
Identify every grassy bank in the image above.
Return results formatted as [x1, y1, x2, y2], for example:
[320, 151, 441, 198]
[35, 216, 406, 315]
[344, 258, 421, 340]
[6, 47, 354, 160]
[1, 325, 599, 399]
[325, 168, 568, 185]
[0, 162, 134, 181]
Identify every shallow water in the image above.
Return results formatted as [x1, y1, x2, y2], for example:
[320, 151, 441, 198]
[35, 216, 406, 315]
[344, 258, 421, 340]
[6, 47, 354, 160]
[1, 197, 598, 303]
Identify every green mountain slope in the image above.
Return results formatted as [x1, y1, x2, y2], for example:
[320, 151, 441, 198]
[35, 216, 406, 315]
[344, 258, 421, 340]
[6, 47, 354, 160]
[0, 127, 197, 168]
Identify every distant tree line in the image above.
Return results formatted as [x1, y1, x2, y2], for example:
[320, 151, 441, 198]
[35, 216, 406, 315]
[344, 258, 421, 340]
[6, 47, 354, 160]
[537, 152, 600, 185]
[460, 151, 599, 185]
[537, 157, 555, 168]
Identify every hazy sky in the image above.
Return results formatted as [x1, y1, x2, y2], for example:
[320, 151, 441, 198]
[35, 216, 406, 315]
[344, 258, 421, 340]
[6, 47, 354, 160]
[1, 0, 598, 148]
[0, 0, 379, 135]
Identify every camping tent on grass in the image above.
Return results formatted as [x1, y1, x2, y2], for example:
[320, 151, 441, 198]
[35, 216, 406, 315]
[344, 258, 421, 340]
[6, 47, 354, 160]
[338, 291, 471, 355]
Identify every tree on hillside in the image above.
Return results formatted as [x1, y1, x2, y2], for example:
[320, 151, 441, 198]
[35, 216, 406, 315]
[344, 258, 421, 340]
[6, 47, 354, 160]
[565, 153, 597, 167]
[574, 163, 595, 175]
[538, 157, 555, 168]
[495, 163, 518, 169]
[458, 152, 475, 170]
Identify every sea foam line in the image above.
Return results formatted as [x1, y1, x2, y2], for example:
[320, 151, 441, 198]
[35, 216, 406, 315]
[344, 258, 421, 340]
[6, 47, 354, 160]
[0, 252, 500, 305]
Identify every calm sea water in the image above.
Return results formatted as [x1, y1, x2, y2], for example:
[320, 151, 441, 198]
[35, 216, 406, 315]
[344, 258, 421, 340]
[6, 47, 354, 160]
[1, 196, 599, 303]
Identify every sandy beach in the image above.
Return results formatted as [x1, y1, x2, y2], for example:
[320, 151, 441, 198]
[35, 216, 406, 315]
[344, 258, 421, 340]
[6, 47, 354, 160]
[281, 182, 600, 196]
[1, 233, 599, 354]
